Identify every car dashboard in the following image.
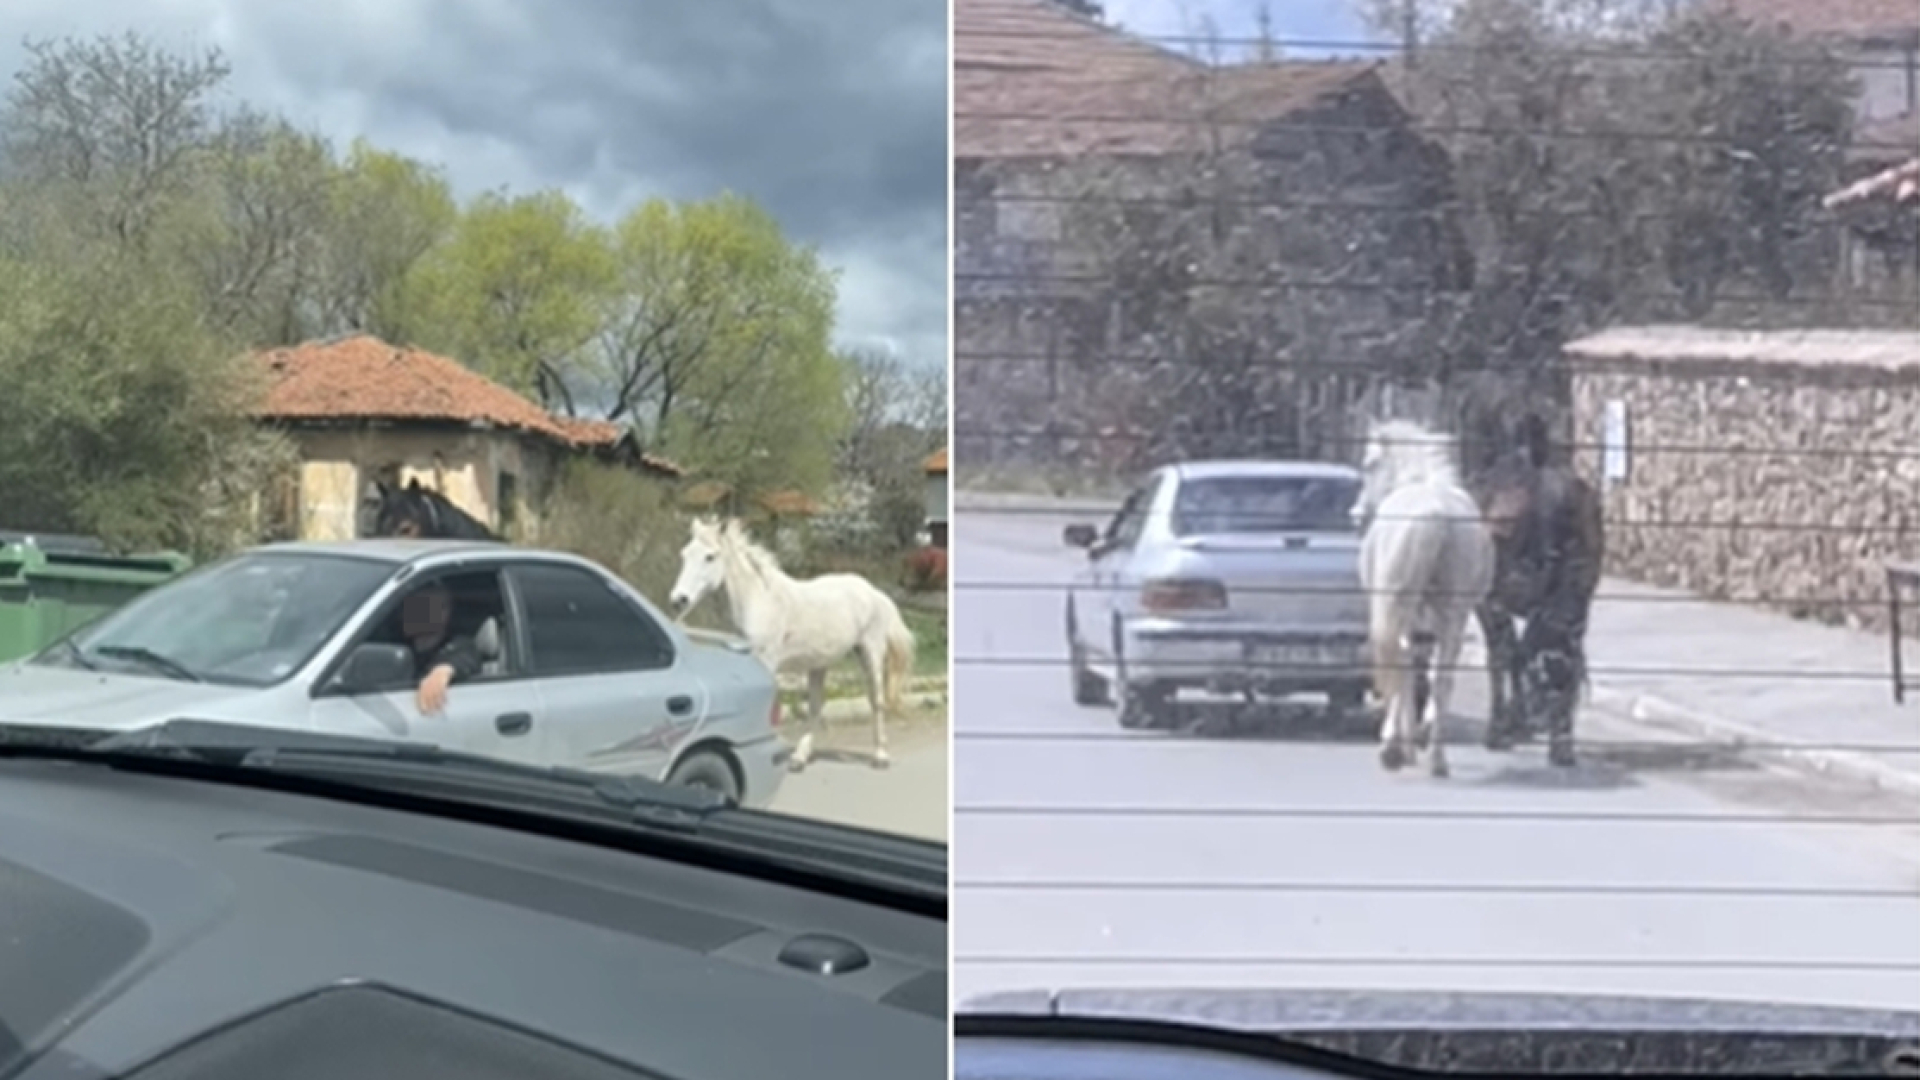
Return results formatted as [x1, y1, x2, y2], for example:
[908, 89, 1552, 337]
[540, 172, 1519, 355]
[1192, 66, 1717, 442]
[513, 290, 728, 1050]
[955, 993, 1920, 1079]
[0, 757, 946, 1079]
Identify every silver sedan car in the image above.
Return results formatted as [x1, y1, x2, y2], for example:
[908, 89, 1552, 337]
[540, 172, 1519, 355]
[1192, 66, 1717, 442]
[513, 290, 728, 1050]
[1062, 460, 1372, 729]
[0, 540, 788, 807]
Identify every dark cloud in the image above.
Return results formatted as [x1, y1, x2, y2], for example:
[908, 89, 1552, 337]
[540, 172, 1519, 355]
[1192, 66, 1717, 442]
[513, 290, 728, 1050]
[0, 0, 950, 367]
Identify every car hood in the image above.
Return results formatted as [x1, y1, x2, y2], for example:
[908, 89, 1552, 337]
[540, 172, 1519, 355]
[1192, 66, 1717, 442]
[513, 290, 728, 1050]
[0, 661, 258, 731]
[959, 988, 1920, 1075]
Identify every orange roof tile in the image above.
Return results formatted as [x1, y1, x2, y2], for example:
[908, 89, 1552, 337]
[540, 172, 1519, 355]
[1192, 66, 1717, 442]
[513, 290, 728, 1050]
[555, 417, 686, 476]
[924, 448, 949, 472]
[759, 490, 824, 516]
[680, 481, 732, 509]
[254, 335, 684, 474]
[956, 0, 1380, 159]
[257, 335, 580, 442]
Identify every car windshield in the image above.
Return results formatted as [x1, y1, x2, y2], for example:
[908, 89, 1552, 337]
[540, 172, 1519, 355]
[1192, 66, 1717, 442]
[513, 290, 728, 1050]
[949, 0, 1920, 1059]
[44, 552, 395, 687]
[0, 14, 947, 851]
[1171, 475, 1359, 535]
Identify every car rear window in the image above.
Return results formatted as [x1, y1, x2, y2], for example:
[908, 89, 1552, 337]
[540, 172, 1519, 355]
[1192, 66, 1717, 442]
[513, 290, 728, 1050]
[1171, 475, 1360, 535]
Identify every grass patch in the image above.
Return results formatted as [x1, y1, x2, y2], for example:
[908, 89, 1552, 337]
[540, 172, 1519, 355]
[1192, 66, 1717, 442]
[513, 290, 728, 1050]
[903, 604, 948, 677]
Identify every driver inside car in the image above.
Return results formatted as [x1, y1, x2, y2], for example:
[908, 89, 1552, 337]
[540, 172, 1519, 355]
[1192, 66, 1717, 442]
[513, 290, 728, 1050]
[401, 580, 484, 715]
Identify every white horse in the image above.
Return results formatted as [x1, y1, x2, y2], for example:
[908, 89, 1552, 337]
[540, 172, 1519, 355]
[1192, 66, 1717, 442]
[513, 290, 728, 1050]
[1350, 419, 1494, 779]
[667, 517, 916, 771]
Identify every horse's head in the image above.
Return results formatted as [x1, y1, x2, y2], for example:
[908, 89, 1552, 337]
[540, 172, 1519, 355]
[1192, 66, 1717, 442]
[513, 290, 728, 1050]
[1353, 419, 1455, 530]
[668, 517, 728, 618]
[1476, 452, 1537, 544]
[371, 479, 437, 538]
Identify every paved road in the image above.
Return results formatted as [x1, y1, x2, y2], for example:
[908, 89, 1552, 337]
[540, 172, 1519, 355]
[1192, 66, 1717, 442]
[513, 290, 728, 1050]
[952, 508, 1920, 1011]
[772, 736, 949, 842]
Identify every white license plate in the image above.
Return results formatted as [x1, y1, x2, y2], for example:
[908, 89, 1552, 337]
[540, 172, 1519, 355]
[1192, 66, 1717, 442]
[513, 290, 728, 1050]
[1248, 643, 1358, 670]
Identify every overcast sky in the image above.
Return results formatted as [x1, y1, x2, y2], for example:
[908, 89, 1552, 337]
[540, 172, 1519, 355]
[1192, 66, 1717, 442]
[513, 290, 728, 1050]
[0, 0, 949, 372]
[1101, 0, 1380, 59]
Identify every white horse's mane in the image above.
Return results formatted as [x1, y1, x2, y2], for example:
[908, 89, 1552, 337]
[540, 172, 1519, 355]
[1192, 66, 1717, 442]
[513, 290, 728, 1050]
[1368, 419, 1462, 487]
[702, 517, 785, 583]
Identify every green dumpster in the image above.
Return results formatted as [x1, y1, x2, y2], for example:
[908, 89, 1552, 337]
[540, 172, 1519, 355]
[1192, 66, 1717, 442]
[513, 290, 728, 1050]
[0, 539, 193, 663]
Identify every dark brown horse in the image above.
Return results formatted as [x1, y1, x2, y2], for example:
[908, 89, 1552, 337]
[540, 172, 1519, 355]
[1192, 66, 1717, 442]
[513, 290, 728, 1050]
[1470, 414, 1605, 767]
[368, 479, 505, 542]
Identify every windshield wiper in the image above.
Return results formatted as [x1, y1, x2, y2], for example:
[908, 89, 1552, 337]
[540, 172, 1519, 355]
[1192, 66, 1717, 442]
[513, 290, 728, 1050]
[49, 638, 99, 671]
[6, 719, 943, 910]
[90, 645, 202, 682]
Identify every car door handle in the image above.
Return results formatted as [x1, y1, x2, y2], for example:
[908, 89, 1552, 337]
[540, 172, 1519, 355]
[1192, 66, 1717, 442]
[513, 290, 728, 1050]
[495, 712, 533, 736]
[667, 695, 693, 716]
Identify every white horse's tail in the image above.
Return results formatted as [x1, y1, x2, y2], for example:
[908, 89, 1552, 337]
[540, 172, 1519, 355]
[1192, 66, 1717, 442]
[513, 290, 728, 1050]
[1367, 520, 1450, 701]
[881, 598, 916, 716]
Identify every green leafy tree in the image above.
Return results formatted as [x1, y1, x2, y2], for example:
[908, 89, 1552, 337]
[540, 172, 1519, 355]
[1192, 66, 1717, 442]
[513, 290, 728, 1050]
[401, 188, 616, 405]
[312, 140, 460, 340]
[0, 33, 292, 553]
[586, 193, 850, 498]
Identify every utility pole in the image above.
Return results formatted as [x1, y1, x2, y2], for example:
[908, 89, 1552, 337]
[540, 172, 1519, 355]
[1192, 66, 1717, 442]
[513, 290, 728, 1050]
[1401, 0, 1420, 110]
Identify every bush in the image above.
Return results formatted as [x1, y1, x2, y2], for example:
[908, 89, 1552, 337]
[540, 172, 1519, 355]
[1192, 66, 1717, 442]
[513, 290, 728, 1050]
[902, 546, 946, 594]
[532, 461, 726, 630]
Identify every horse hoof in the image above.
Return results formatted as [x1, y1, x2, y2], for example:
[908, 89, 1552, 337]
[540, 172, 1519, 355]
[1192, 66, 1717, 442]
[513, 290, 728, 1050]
[1430, 760, 1450, 779]
[1549, 744, 1577, 768]
[872, 752, 892, 770]
[1379, 743, 1406, 771]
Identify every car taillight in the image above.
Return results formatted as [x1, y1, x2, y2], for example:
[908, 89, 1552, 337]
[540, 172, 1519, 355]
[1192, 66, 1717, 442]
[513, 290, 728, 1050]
[769, 696, 782, 727]
[1141, 577, 1228, 612]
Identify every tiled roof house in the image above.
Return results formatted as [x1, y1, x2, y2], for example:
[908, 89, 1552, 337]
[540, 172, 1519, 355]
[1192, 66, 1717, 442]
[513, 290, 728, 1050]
[953, 0, 1469, 474]
[253, 334, 681, 541]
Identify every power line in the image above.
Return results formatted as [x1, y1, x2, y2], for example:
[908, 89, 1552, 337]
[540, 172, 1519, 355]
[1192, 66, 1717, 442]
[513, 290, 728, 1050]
[948, 428, 1920, 464]
[951, 654, 1919, 683]
[956, 26, 1920, 72]
[953, 269, 1918, 310]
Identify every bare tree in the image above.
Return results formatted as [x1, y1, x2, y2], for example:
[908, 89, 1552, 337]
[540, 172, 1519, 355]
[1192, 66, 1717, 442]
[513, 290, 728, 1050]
[1, 34, 232, 247]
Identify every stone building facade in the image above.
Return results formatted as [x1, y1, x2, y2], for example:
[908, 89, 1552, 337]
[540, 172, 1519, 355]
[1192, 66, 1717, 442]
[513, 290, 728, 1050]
[1566, 325, 1920, 631]
[253, 335, 682, 543]
[954, 0, 1470, 479]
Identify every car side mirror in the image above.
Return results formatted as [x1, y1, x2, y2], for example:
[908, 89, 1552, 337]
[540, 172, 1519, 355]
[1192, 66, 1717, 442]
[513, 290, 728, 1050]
[1063, 524, 1099, 549]
[332, 642, 415, 694]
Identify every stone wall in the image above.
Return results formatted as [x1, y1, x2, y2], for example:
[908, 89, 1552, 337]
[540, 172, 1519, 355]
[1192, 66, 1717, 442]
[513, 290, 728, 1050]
[281, 426, 568, 542]
[1571, 355, 1920, 633]
[955, 79, 1471, 480]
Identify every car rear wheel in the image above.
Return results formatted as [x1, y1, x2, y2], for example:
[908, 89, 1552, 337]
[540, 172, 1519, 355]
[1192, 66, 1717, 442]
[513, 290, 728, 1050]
[666, 749, 742, 802]
[1066, 600, 1110, 706]
[1116, 680, 1174, 730]
[1111, 615, 1172, 729]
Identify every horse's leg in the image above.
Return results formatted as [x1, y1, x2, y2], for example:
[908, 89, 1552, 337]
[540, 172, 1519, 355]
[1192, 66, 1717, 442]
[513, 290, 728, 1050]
[1424, 621, 1467, 779]
[1374, 625, 1412, 772]
[1511, 614, 1539, 740]
[1411, 632, 1434, 749]
[1478, 605, 1518, 751]
[790, 668, 827, 771]
[1523, 617, 1579, 768]
[858, 639, 891, 770]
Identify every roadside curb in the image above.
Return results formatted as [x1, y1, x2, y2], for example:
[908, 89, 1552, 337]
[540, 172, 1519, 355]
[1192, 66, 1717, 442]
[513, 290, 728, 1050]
[782, 675, 949, 723]
[1584, 684, 1920, 799]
